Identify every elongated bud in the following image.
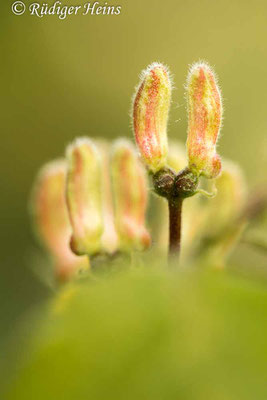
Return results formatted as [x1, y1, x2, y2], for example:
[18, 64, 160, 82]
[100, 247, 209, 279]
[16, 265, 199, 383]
[30, 160, 89, 282]
[133, 62, 171, 172]
[95, 140, 118, 254]
[66, 138, 103, 256]
[186, 62, 223, 179]
[111, 139, 151, 251]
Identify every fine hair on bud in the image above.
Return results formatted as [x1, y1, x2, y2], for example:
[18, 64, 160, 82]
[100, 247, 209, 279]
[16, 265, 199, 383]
[186, 61, 223, 179]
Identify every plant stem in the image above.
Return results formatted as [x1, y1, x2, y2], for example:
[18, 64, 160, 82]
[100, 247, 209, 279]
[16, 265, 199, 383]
[168, 197, 183, 256]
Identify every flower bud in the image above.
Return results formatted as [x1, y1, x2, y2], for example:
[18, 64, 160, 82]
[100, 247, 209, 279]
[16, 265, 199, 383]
[133, 62, 171, 173]
[186, 62, 223, 179]
[111, 139, 151, 251]
[95, 140, 118, 254]
[66, 138, 103, 256]
[30, 160, 89, 282]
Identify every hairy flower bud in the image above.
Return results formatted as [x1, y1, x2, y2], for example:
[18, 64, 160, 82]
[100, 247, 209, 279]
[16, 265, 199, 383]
[186, 62, 223, 179]
[111, 139, 151, 251]
[30, 160, 89, 282]
[133, 62, 171, 172]
[66, 138, 103, 256]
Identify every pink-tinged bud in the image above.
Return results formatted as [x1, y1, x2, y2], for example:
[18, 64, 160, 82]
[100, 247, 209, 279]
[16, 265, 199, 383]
[133, 62, 171, 172]
[66, 138, 103, 256]
[30, 160, 89, 282]
[111, 139, 151, 251]
[186, 62, 223, 179]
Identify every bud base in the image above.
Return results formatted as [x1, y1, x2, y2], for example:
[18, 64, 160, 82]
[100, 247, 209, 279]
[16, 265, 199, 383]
[153, 167, 199, 200]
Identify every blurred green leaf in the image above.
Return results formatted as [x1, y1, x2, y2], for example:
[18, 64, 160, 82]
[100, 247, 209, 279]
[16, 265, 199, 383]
[3, 267, 267, 400]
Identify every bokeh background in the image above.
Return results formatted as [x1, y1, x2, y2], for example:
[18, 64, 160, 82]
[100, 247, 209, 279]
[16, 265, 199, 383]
[1, 0, 267, 343]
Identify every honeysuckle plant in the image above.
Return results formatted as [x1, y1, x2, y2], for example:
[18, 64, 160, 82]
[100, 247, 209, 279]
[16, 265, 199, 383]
[9, 60, 267, 400]
[29, 60, 267, 284]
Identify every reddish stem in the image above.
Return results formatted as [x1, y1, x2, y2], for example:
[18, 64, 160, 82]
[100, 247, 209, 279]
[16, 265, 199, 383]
[168, 197, 183, 256]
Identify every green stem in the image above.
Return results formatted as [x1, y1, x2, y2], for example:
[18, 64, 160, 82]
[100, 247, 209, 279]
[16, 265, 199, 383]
[168, 197, 183, 256]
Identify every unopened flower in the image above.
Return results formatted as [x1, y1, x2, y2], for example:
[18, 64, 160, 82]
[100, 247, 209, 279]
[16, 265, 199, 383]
[66, 138, 103, 256]
[186, 62, 223, 179]
[111, 139, 151, 251]
[30, 160, 89, 282]
[95, 140, 118, 254]
[133, 62, 171, 173]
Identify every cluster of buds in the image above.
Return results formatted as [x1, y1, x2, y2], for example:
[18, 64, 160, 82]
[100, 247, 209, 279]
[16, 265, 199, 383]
[133, 61, 223, 200]
[31, 138, 150, 282]
[30, 60, 267, 270]
[31, 58, 254, 273]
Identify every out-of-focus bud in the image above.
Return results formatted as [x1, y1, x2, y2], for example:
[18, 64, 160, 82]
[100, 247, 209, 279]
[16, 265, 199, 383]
[133, 62, 171, 173]
[167, 141, 187, 173]
[95, 140, 118, 254]
[209, 160, 247, 232]
[198, 160, 247, 267]
[186, 62, 223, 179]
[111, 139, 151, 251]
[30, 160, 89, 282]
[182, 161, 247, 265]
[66, 138, 103, 256]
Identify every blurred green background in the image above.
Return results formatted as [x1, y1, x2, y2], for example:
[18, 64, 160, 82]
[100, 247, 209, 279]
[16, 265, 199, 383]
[1, 0, 267, 343]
